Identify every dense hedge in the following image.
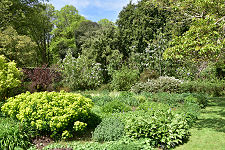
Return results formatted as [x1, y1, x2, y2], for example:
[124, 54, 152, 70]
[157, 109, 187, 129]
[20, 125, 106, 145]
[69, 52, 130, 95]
[1, 91, 97, 139]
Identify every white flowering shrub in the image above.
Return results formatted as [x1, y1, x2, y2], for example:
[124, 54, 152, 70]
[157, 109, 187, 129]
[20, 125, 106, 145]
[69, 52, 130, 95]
[60, 50, 103, 90]
[131, 76, 183, 93]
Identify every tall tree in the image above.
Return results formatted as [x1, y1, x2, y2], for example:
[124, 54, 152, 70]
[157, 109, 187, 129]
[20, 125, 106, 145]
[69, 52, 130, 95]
[26, 4, 55, 65]
[0, 26, 37, 67]
[50, 5, 85, 62]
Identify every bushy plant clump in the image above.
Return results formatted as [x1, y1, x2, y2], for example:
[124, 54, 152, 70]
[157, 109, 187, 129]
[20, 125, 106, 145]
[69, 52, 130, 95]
[61, 50, 103, 91]
[131, 76, 183, 93]
[122, 110, 191, 149]
[101, 100, 132, 113]
[92, 117, 125, 142]
[111, 66, 139, 91]
[0, 55, 22, 100]
[0, 117, 33, 149]
[1, 91, 97, 139]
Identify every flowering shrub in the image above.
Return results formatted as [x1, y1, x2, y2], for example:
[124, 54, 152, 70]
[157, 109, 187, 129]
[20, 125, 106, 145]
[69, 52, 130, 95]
[61, 50, 103, 91]
[0, 55, 22, 100]
[1, 91, 95, 139]
[131, 76, 183, 93]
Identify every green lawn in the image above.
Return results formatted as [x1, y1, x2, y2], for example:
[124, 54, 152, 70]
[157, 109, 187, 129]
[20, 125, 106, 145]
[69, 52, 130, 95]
[175, 97, 225, 150]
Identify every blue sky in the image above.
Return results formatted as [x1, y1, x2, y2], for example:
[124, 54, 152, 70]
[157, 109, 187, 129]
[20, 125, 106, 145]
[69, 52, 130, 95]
[48, 0, 138, 22]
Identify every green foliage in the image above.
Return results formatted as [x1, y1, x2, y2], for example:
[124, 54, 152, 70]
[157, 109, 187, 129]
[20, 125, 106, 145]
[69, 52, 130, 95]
[181, 80, 225, 96]
[138, 102, 170, 112]
[0, 55, 21, 100]
[50, 5, 85, 61]
[164, 17, 224, 62]
[61, 50, 103, 90]
[123, 110, 191, 149]
[116, 91, 140, 106]
[0, 26, 37, 67]
[80, 20, 121, 83]
[116, 0, 171, 57]
[111, 66, 139, 91]
[1, 91, 95, 139]
[131, 76, 183, 93]
[145, 92, 207, 109]
[102, 100, 132, 113]
[92, 117, 125, 142]
[0, 117, 32, 149]
[91, 94, 113, 106]
[41, 138, 153, 150]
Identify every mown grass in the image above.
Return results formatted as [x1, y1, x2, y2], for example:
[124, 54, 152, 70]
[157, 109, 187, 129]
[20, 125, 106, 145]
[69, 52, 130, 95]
[175, 97, 225, 150]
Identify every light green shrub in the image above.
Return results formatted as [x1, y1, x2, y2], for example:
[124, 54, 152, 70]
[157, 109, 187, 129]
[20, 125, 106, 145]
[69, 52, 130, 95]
[1, 91, 95, 139]
[111, 66, 139, 91]
[0, 55, 21, 100]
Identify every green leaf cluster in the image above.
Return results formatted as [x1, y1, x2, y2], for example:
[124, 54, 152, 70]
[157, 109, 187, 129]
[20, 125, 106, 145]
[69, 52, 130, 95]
[0, 117, 32, 149]
[123, 110, 191, 149]
[0, 55, 21, 100]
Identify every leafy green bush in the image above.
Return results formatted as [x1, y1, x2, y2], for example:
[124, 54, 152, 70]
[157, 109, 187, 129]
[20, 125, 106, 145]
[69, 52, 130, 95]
[102, 100, 132, 113]
[131, 76, 183, 93]
[61, 50, 103, 91]
[111, 66, 139, 91]
[181, 80, 225, 96]
[0, 117, 33, 149]
[123, 110, 191, 149]
[92, 117, 125, 142]
[0, 55, 22, 101]
[1, 91, 97, 139]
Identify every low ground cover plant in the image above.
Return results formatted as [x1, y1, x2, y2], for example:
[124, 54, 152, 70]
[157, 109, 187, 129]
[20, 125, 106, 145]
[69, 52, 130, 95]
[92, 117, 125, 142]
[1, 91, 99, 139]
[0, 117, 32, 149]
[37, 138, 153, 150]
